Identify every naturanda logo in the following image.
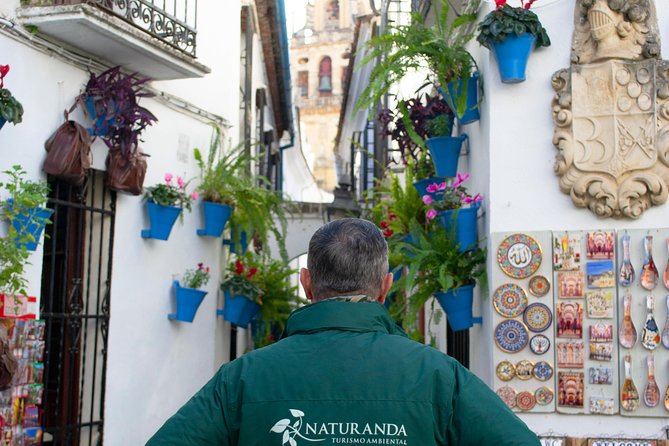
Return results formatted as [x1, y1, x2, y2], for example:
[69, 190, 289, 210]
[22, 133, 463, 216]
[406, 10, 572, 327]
[270, 409, 408, 445]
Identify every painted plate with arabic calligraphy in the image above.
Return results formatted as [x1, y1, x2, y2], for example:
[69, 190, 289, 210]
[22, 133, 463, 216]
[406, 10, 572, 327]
[523, 302, 553, 333]
[497, 234, 543, 279]
[494, 319, 529, 353]
[516, 391, 536, 411]
[496, 386, 517, 409]
[533, 361, 554, 381]
[535, 387, 554, 405]
[493, 283, 528, 318]
[528, 275, 550, 297]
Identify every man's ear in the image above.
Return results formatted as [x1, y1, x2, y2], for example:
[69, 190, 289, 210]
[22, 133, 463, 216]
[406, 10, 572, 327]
[300, 268, 315, 301]
[376, 272, 394, 304]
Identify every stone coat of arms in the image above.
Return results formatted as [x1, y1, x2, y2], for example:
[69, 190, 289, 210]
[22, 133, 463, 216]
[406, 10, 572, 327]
[552, 0, 669, 218]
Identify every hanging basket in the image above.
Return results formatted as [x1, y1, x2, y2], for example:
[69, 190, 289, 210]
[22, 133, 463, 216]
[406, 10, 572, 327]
[9, 203, 53, 251]
[196, 201, 233, 237]
[437, 203, 480, 252]
[491, 33, 536, 83]
[425, 134, 467, 178]
[217, 290, 260, 329]
[168, 281, 207, 323]
[141, 201, 182, 241]
[434, 284, 482, 331]
[413, 177, 446, 201]
[439, 72, 480, 125]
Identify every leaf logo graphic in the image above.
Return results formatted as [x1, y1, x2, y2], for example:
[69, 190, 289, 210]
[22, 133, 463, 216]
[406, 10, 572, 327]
[270, 409, 325, 445]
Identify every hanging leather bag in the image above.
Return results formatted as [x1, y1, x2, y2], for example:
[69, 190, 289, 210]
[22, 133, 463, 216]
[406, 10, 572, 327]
[104, 148, 148, 196]
[43, 112, 92, 186]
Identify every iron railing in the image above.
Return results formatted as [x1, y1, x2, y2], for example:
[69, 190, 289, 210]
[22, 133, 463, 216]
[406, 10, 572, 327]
[296, 94, 343, 109]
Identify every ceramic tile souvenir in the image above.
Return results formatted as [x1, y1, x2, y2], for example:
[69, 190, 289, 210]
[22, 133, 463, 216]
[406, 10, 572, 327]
[586, 261, 615, 289]
[496, 386, 517, 409]
[663, 238, 669, 289]
[586, 231, 614, 259]
[621, 354, 640, 412]
[585, 290, 613, 318]
[533, 361, 554, 381]
[643, 355, 660, 408]
[493, 283, 528, 318]
[640, 236, 659, 291]
[619, 292, 638, 349]
[516, 391, 536, 411]
[589, 396, 615, 414]
[557, 302, 583, 339]
[498, 234, 542, 279]
[588, 342, 612, 362]
[557, 341, 584, 368]
[641, 294, 661, 350]
[515, 360, 534, 380]
[558, 272, 584, 298]
[558, 371, 584, 408]
[494, 319, 529, 353]
[523, 303, 552, 333]
[662, 295, 669, 349]
[534, 387, 554, 405]
[496, 360, 516, 382]
[553, 235, 581, 271]
[529, 334, 551, 355]
[588, 366, 613, 385]
[619, 234, 635, 287]
[589, 323, 613, 342]
[528, 275, 550, 297]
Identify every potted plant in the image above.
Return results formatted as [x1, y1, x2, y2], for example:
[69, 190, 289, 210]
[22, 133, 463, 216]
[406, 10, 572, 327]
[0, 65, 24, 130]
[141, 173, 197, 241]
[169, 263, 210, 323]
[218, 255, 263, 328]
[357, 0, 481, 122]
[476, 0, 551, 83]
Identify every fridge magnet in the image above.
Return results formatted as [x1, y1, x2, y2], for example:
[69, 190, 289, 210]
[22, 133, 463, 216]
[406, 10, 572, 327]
[528, 275, 550, 297]
[585, 290, 613, 318]
[640, 235, 659, 291]
[641, 294, 661, 350]
[496, 386, 517, 409]
[557, 341, 584, 368]
[498, 234, 542, 279]
[493, 283, 528, 318]
[534, 387, 554, 406]
[494, 319, 529, 353]
[588, 342, 612, 362]
[553, 235, 581, 271]
[516, 391, 536, 411]
[619, 292, 638, 349]
[619, 234, 635, 287]
[589, 323, 613, 342]
[558, 271, 584, 298]
[558, 371, 585, 408]
[523, 303, 553, 333]
[496, 360, 516, 382]
[589, 396, 615, 414]
[586, 231, 614, 259]
[621, 354, 640, 412]
[529, 334, 551, 355]
[643, 354, 660, 408]
[588, 366, 613, 385]
[586, 261, 615, 288]
[662, 295, 669, 349]
[515, 359, 534, 380]
[533, 361, 554, 381]
[557, 302, 583, 338]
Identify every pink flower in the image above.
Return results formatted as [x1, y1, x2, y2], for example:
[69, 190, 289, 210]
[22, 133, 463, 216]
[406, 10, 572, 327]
[191, 191, 199, 200]
[198, 262, 203, 269]
[422, 195, 433, 205]
[452, 172, 470, 189]
[164, 173, 173, 184]
[426, 182, 447, 193]
[426, 208, 438, 220]
[177, 176, 185, 189]
[495, 0, 507, 7]
[463, 193, 483, 205]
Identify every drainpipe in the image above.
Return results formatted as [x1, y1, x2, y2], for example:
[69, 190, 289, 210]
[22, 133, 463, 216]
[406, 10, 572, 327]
[275, 0, 295, 192]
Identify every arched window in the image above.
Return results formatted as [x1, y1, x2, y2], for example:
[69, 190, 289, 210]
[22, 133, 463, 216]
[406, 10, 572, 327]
[318, 56, 332, 96]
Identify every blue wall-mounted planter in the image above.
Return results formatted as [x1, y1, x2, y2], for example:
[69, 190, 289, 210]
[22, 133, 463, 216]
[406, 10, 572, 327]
[223, 230, 249, 254]
[437, 203, 479, 252]
[425, 134, 467, 178]
[196, 201, 233, 237]
[217, 290, 260, 328]
[141, 201, 182, 241]
[168, 281, 207, 323]
[83, 96, 117, 136]
[439, 72, 480, 125]
[491, 33, 536, 83]
[434, 284, 481, 331]
[10, 203, 53, 251]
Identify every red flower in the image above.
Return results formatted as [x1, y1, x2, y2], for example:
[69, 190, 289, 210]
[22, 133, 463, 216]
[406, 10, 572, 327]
[495, 0, 507, 7]
[246, 267, 258, 279]
[388, 212, 397, 221]
[379, 220, 389, 229]
[0, 65, 8, 88]
[235, 259, 244, 275]
[205, 267, 210, 273]
[197, 262, 203, 270]
[383, 229, 393, 237]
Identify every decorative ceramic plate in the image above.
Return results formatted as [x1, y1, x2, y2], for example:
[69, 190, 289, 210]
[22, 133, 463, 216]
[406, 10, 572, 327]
[516, 391, 536, 411]
[528, 275, 550, 297]
[494, 319, 529, 353]
[496, 386, 517, 409]
[493, 283, 528, 318]
[533, 361, 554, 381]
[529, 334, 551, 355]
[497, 234, 543, 279]
[515, 360, 534, 380]
[535, 387, 554, 405]
[523, 303, 553, 333]
[496, 360, 516, 382]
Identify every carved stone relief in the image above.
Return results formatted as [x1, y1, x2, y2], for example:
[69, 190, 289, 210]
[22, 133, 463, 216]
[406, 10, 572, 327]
[552, 0, 669, 218]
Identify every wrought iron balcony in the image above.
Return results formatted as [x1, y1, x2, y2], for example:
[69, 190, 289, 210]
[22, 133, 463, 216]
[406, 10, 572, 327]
[297, 94, 343, 109]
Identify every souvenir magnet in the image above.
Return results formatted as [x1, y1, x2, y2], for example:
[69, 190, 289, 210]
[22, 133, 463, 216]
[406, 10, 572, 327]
[586, 231, 614, 259]
[640, 235, 659, 290]
[619, 292, 637, 349]
[553, 235, 581, 271]
[663, 238, 669, 289]
[558, 371, 585, 408]
[557, 341, 585, 368]
[494, 319, 529, 353]
[641, 294, 661, 350]
[496, 361, 516, 382]
[529, 334, 550, 355]
[516, 391, 536, 411]
[589, 323, 613, 342]
[558, 271, 584, 298]
[589, 396, 615, 415]
[497, 234, 542, 279]
[586, 261, 615, 288]
[588, 367, 613, 385]
[492, 283, 528, 318]
[515, 360, 534, 380]
[643, 354, 660, 408]
[619, 234, 635, 287]
[534, 387, 554, 405]
[588, 341, 612, 362]
[585, 290, 613, 319]
[621, 354, 640, 412]
[557, 302, 584, 339]
[662, 295, 669, 349]
[496, 386, 517, 409]
[528, 275, 550, 297]
[533, 361, 553, 381]
[523, 303, 552, 333]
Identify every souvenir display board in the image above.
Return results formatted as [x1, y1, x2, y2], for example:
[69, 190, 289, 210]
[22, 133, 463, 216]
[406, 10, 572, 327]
[492, 231, 556, 413]
[617, 229, 669, 418]
[552, 230, 620, 415]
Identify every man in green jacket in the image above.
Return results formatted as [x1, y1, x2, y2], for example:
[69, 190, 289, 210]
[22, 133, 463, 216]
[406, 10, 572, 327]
[147, 218, 540, 445]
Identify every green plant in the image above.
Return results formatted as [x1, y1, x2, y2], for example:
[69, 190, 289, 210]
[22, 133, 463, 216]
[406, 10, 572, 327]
[221, 256, 263, 303]
[426, 114, 455, 138]
[357, 0, 480, 118]
[144, 172, 196, 213]
[0, 66, 24, 125]
[476, 1, 551, 49]
[182, 263, 210, 289]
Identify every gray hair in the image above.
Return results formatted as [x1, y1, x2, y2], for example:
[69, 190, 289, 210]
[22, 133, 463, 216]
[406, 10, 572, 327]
[307, 218, 389, 300]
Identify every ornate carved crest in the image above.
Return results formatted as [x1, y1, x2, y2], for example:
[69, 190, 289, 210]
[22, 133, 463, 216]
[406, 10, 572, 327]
[552, 0, 669, 218]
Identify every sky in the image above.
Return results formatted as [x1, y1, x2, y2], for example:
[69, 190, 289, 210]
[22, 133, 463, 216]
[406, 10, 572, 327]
[285, 0, 309, 34]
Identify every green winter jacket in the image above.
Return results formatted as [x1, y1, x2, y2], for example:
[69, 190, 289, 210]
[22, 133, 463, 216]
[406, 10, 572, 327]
[147, 301, 540, 445]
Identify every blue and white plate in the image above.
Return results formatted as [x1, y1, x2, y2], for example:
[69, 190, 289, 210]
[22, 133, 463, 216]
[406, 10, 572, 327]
[494, 319, 529, 353]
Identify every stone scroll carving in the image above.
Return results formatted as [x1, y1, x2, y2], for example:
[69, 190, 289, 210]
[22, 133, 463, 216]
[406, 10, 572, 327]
[552, 0, 669, 218]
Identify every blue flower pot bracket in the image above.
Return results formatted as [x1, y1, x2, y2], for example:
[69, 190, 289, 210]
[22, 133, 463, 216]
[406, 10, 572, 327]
[434, 284, 481, 331]
[141, 201, 182, 241]
[168, 281, 208, 323]
[197, 201, 233, 237]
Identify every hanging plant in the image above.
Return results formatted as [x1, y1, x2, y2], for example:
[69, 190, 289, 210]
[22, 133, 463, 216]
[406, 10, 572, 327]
[0, 65, 24, 127]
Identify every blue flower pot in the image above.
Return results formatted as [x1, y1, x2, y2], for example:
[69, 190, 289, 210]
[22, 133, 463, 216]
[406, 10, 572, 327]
[413, 177, 446, 201]
[141, 201, 182, 241]
[0, 118, 6, 131]
[434, 284, 481, 331]
[168, 281, 208, 323]
[491, 33, 536, 83]
[425, 134, 467, 178]
[217, 290, 261, 328]
[9, 203, 54, 251]
[439, 72, 480, 125]
[437, 203, 479, 252]
[196, 201, 233, 237]
[224, 230, 249, 254]
[84, 96, 117, 137]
